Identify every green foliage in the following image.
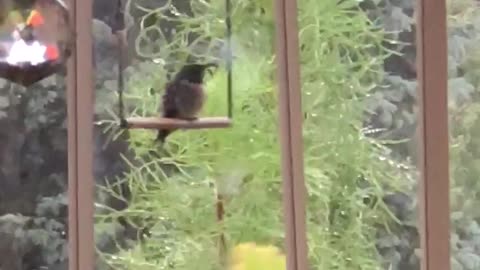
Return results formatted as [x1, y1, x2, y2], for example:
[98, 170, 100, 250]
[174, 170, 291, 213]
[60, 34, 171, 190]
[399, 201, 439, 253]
[450, 103, 480, 269]
[0, 74, 68, 268]
[0, 194, 68, 268]
[438, 2, 480, 269]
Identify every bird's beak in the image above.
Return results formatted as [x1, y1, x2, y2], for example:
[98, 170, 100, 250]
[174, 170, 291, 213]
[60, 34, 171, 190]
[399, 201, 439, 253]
[205, 62, 219, 71]
[204, 62, 219, 76]
[205, 62, 218, 68]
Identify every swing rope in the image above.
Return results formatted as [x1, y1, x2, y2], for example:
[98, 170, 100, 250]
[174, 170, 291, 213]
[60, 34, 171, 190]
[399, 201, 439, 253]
[114, 0, 127, 128]
[225, 0, 233, 119]
[117, 36, 126, 128]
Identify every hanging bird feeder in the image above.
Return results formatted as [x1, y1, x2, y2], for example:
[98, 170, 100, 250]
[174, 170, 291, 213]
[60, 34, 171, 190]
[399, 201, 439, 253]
[114, 0, 233, 131]
[0, 0, 72, 86]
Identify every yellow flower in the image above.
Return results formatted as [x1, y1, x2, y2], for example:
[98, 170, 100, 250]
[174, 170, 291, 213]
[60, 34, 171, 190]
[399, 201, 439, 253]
[228, 242, 286, 270]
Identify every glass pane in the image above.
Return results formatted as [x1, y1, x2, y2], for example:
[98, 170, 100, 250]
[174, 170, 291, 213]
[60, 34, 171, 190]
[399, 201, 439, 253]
[299, 0, 421, 269]
[0, 0, 71, 269]
[447, 1, 480, 269]
[92, 0, 285, 269]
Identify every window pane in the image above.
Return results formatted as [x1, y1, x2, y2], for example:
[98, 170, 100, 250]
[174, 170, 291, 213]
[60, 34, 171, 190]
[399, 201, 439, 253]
[447, 1, 480, 269]
[298, 0, 421, 269]
[0, 0, 71, 269]
[92, 0, 285, 269]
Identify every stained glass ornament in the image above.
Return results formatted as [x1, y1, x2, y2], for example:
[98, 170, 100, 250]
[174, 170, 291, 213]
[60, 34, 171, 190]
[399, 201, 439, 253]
[0, 0, 72, 86]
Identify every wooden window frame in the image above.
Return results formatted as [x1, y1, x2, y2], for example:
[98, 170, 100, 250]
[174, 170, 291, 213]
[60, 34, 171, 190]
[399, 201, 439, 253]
[67, 0, 94, 269]
[66, 0, 451, 269]
[416, 0, 450, 269]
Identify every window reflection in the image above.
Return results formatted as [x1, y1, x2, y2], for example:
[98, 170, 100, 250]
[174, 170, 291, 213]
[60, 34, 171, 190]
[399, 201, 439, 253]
[448, 0, 480, 269]
[301, 0, 420, 269]
[93, 0, 284, 269]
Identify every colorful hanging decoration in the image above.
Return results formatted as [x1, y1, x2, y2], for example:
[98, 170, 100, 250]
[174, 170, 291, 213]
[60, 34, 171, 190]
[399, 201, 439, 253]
[0, 0, 72, 86]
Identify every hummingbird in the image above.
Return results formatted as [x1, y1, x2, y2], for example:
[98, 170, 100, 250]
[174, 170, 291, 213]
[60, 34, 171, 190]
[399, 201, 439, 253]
[156, 63, 218, 143]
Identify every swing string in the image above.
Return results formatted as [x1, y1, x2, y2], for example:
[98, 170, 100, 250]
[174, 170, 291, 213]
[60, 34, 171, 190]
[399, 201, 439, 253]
[115, 0, 127, 128]
[117, 39, 126, 128]
[226, 0, 233, 119]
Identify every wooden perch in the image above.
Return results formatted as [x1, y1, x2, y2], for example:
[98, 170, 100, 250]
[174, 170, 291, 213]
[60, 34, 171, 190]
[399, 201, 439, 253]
[125, 117, 232, 130]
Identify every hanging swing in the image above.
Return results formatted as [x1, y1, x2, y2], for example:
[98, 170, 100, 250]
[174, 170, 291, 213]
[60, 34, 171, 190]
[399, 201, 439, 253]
[115, 0, 233, 130]
[0, 0, 73, 86]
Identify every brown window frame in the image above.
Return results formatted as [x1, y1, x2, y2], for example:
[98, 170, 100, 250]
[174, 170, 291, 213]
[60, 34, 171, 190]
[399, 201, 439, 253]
[274, 0, 309, 268]
[66, 0, 94, 269]
[65, 0, 451, 269]
[416, 0, 450, 269]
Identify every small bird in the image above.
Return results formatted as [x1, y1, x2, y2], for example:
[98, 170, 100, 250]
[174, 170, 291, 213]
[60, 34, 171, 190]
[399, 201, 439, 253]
[156, 63, 218, 143]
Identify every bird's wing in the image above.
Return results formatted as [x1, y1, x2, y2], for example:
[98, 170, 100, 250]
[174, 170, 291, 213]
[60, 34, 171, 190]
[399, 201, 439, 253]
[161, 81, 179, 118]
[174, 80, 205, 118]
